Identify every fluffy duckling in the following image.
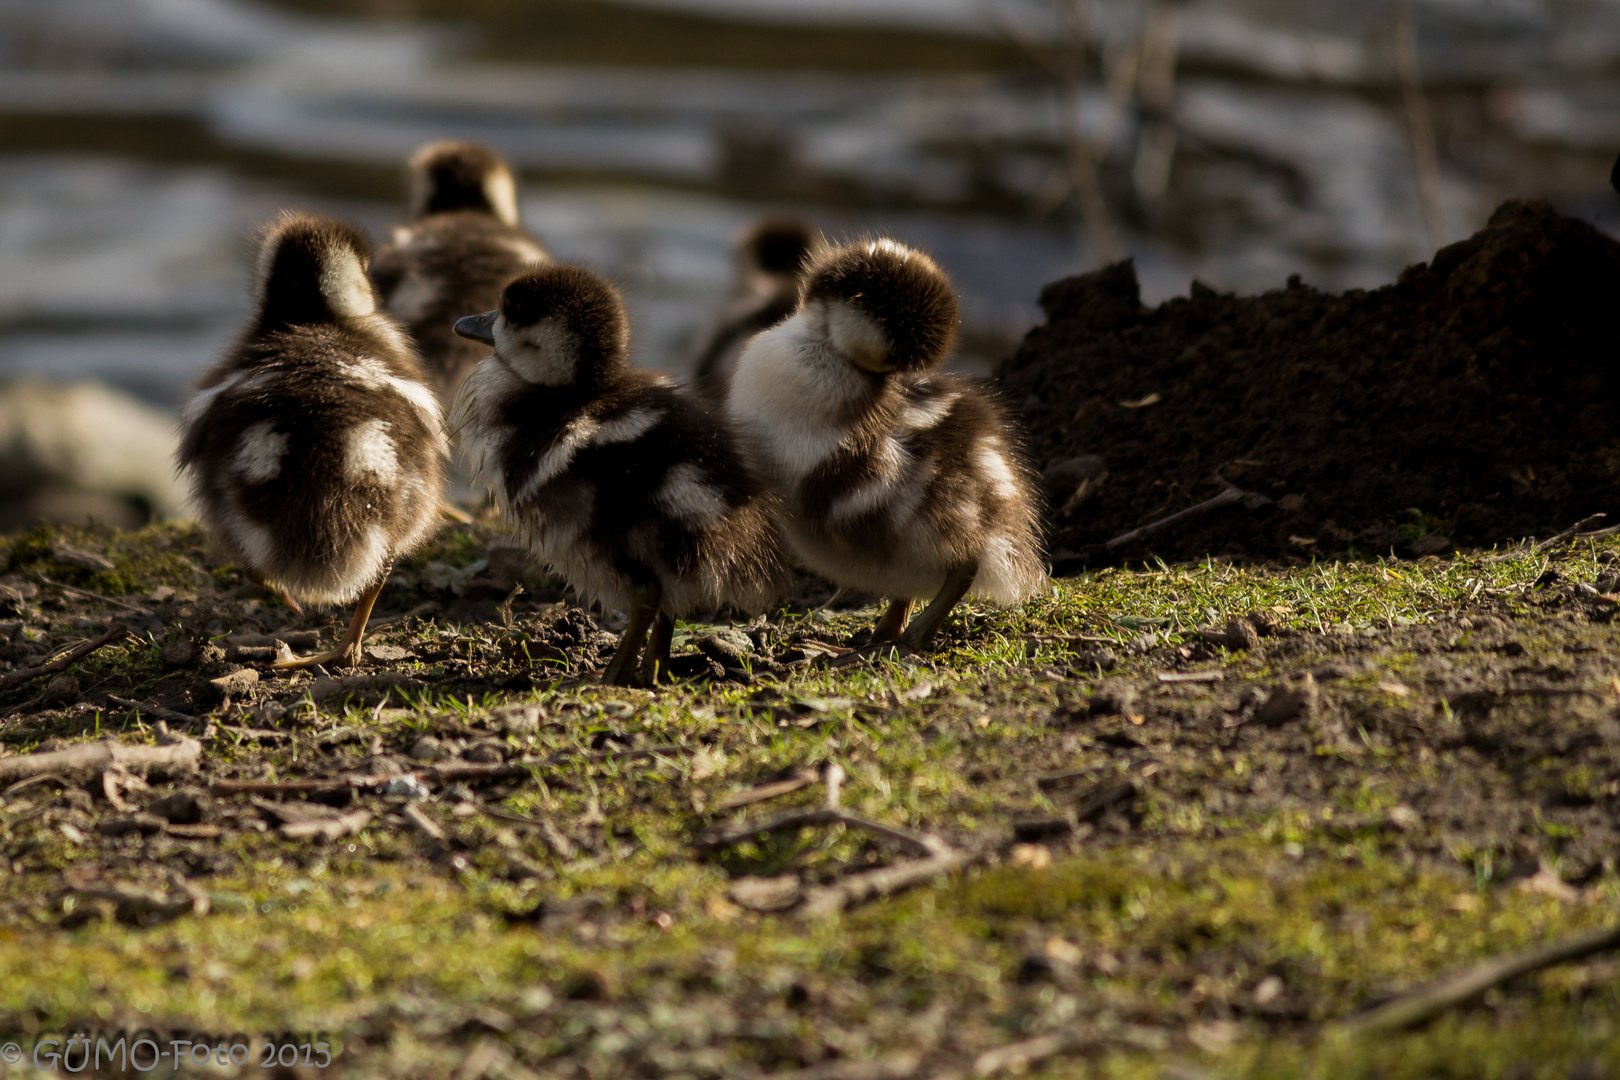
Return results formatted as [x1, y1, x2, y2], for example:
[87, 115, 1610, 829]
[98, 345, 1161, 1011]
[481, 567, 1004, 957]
[372, 141, 550, 405]
[178, 214, 447, 668]
[450, 265, 789, 686]
[727, 238, 1044, 649]
[689, 217, 820, 406]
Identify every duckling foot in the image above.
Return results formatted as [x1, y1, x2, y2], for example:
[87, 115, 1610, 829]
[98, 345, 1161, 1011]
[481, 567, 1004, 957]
[901, 560, 978, 651]
[637, 611, 675, 686]
[271, 569, 390, 671]
[602, 581, 662, 687]
[829, 639, 914, 669]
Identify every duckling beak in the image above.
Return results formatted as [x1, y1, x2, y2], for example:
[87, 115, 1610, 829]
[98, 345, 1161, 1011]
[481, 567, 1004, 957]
[453, 311, 498, 345]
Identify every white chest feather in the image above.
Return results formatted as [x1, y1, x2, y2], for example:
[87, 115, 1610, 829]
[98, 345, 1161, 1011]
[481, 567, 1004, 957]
[727, 316, 864, 482]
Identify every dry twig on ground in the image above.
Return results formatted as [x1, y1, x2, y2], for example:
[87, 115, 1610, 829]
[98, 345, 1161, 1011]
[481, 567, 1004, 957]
[0, 730, 202, 787]
[1340, 922, 1620, 1034]
[1106, 476, 1272, 550]
[0, 623, 135, 694]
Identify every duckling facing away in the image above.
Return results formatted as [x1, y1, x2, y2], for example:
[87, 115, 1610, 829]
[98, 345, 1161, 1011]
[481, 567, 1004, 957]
[178, 214, 447, 668]
[727, 238, 1045, 650]
[450, 265, 790, 686]
[689, 217, 820, 406]
[372, 141, 549, 406]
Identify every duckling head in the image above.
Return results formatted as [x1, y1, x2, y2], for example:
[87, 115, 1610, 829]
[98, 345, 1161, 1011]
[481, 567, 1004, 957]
[453, 265, 628, 388]
[253, 214, 380, 332]
[802, 238, 958, 374]
[740, 217, 819, 280]
[407, 140, 519, 227]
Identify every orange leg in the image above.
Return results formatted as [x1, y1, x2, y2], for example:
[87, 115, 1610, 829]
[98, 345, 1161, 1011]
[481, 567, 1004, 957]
[901, 561, 978, 651]
[248, 568, 303, 617]
[872, 599, 913, 642]
[638, 611, 675, 686]
[272, 567, 390, 670]
[602, 581, 662, 687]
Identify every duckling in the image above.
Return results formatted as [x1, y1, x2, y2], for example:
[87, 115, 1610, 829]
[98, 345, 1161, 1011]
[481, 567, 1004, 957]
[726, 238, 1045, 650]
[450, 265, 790, 686]
[178, 214, 447, 669]
[689, 217, 820, 406]
[372, 141, 550, 406]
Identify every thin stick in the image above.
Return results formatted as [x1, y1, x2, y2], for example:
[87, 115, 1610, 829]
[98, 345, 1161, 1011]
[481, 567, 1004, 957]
[210, 779, 354, 797]
[0, 624, 134, 693]
[1341, 922, 1620, 1034]
[714, 768, 819, 813]
[34, 572, 147, 612]
[538, 743, 685, 766]
[1393, 0, 1447, 250]
[281, 807, 372, 841]
[1105, 479, 1271, 550]
[1532, 514, 1607, 552]
[402, 802, 446, 842]
[483, 806, 578, 859]
[0, 733, 202, 785]
[799, 846, 980, 918]
[694, 805, 944, 858]
[105, 695, 202, 728]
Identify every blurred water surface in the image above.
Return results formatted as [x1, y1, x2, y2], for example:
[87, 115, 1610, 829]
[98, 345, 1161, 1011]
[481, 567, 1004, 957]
[0, 0, 1616, 406]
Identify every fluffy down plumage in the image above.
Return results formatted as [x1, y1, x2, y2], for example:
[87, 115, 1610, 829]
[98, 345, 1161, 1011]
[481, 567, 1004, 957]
[727, 237, 1044, 646]
[689, 217, 820, 407]
[451, 264, 789, 683]
[372, 141, 549, 406]
[178, 214, 446, 623]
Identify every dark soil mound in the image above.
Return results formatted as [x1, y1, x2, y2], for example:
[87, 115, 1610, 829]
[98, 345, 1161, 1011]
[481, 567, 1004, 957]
[999, 199, 1620, 567]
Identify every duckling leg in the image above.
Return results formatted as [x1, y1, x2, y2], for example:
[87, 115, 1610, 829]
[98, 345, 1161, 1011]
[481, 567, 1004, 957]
[602, 581, 662, 687]
[271, 566, 391, 670]
[901, 560, 979, 651]
[871, 599, 913, 641]
[439, 502, 475, 525]
[638, 611, 675, 686]
[247, 568, 303, 618]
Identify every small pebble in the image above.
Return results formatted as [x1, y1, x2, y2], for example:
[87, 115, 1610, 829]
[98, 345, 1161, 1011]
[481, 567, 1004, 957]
[43, 674, 80, 706]
[1088, 680, 1138, 717]
[149, 789, 209, 825]
[463, 741, 506, 764]
[410, 735, 445, 762]
[203, 668, 259, 703]
[1254, 672, 1319, 727]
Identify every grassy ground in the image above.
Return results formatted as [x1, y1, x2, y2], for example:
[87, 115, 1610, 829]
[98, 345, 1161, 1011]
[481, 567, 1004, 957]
[0, 520, 1617, 1078]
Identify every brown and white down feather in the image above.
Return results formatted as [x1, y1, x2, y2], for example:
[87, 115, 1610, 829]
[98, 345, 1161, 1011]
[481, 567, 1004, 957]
[689, 217, 819, 407]
[178, 214, 447, 606]
[726, 238, 1045, 608]
[372, 141, 549, 405]
[451, 266, 789, 619]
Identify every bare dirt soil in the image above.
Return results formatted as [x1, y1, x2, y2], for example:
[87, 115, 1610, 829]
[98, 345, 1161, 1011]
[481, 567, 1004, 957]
[1002, 200, 1620, 567]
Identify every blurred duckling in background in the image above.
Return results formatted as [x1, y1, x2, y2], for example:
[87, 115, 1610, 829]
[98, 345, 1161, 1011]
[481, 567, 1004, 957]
[450, 265, 789, 686]
[372, 141, 550, 407]
[178, 214, 447, 668]
[689, 217, 820, 406]
[727, 238, 1044, 650]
